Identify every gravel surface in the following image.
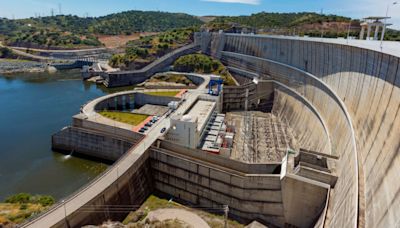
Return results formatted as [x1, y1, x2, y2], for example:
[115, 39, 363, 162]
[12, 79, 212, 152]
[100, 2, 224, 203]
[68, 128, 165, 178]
[146, 208, 210, 228]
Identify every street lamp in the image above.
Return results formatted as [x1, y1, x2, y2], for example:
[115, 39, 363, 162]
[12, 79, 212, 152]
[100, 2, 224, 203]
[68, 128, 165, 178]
[381, 1, 398, 49]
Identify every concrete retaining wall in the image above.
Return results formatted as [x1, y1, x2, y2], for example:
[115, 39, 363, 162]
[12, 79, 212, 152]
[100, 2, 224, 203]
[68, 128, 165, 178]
[150, 141, 284, 227]
[93, 92, 180, 111]
[52, 126, 134, 162]
[134, 93, 180, 107]
[52, 60, 94, 70]
[72, 114, 144, 142]
[104, 44, 200, 87]
[199, 32, 400, 228]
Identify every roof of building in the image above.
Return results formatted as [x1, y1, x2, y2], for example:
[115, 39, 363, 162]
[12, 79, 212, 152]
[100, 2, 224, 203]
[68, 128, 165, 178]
[186, 100, 216, 132]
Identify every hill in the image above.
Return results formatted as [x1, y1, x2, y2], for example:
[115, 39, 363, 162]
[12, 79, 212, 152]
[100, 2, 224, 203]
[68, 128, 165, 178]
[212, 12, 352, 28]
[109, 27, 197, 70]
[206, 12, 400, 40]
[0, 11, 203, 49]
[206, 12, 360, 37]
[1, 11, 400, 50]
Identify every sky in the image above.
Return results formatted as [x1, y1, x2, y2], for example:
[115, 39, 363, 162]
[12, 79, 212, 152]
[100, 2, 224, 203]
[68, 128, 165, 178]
[0, 0, 400, 29]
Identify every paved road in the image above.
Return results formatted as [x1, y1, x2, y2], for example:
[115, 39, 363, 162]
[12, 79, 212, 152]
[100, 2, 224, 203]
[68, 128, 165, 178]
[9, 46, 107, 53]
[1, 42, 108, 62]
[0, 42, 52, 61]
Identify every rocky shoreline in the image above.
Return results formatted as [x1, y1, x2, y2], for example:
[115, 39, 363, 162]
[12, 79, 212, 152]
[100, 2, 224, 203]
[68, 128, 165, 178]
[0, 59, 47, 74]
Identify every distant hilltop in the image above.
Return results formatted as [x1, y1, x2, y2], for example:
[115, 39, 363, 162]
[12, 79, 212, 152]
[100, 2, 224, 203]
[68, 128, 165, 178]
[0, 10, 399, 50]
[0, 11, 203, 49]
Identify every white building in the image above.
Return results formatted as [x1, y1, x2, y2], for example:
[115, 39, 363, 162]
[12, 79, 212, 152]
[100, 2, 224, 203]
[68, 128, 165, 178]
[166, 100, 216, 148]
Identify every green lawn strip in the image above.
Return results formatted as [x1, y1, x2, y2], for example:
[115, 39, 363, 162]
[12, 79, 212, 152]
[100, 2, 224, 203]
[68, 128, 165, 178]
[98, 111, 149, 126]
[144, 90, 180, 97]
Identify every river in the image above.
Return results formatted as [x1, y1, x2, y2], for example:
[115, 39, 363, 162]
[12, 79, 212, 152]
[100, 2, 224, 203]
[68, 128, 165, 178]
[0, 70, 133, 201]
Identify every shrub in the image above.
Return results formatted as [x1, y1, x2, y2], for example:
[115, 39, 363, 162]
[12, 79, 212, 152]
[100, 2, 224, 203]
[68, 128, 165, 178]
[173, 54, 236, 86]
[4, 193, 55, 207]
[0, 47, 12, 58]
[5, 193, 32, 204]
[35, 195, 55, 206]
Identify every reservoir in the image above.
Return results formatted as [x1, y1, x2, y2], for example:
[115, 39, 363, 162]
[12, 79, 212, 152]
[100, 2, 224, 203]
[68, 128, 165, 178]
[0, 70, 129, 201]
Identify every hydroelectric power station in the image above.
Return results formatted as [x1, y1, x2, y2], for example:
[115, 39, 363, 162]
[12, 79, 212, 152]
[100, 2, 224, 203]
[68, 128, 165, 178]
[21, 32, 400, 228]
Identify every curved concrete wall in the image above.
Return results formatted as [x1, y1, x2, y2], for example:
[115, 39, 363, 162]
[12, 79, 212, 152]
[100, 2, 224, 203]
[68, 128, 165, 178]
[94, 92, 180, 111]
[200, 33, 400, 228]
[105, 44, 200, 87]
[272, 86, 331, 156]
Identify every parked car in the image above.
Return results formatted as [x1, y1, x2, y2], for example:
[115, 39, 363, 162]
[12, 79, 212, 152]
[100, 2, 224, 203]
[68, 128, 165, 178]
[160, 127, 166, 133]
[139, 129, 145, 133]
[145, 122, 153, 127]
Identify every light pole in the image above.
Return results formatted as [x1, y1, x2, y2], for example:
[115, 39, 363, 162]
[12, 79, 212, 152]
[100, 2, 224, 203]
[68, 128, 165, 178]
[381, 1, 398, 49]
[346, 19, 352, 44]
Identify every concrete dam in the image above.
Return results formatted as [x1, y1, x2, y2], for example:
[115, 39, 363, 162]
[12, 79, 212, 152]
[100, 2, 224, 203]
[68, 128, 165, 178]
[199, 33, 400, 228]
[22, 33, 400, 228]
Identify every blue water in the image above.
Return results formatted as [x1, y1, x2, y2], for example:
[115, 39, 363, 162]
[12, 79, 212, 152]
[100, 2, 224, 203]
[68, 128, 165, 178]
[0, 71, 124, 201]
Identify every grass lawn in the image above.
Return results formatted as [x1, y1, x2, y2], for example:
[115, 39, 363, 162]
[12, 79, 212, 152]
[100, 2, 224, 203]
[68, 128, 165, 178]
[144, 90, 180, 97]
[98, 111, 149, 126]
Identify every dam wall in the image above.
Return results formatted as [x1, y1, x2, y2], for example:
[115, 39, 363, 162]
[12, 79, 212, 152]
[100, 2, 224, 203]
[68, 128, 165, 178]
[199, 32, 400, 228]
[272, 85, 332, 157]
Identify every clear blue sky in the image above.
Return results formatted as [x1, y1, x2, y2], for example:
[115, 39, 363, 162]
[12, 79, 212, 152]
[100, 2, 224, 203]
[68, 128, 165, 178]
[1, 0, 399, 29]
